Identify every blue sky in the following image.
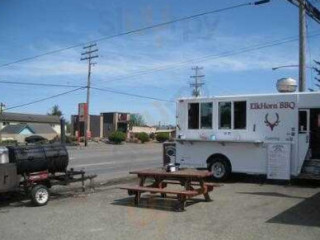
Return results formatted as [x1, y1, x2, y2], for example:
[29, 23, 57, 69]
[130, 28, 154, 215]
[0, 0, 320, 125]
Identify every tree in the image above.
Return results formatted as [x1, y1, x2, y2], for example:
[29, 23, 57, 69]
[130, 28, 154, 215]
[129, 113, 146, 127]
[48, 105, 62, 117]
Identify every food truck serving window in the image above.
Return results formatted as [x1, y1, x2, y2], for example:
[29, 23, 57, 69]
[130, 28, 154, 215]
[234, 101, 247, 129]
[219, 101, 247, 130]
[188, 103, 199, 129]
[219, 102, 231, 129]
[201, 103, 213, 129]
[299, 111, 307, 132]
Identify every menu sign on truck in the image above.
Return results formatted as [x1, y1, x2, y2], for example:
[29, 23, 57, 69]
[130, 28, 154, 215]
[267, 143, 291, 180]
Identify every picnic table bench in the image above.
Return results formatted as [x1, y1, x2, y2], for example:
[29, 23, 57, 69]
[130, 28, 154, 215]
[120, 168, 219, 211]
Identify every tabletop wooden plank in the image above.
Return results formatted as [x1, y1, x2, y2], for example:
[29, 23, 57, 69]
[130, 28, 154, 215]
[129, 168, 212, 178]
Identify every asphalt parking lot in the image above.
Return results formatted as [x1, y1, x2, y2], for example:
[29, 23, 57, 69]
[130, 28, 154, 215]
[0, 175, 320, 240]
[0, 144, 320, 240]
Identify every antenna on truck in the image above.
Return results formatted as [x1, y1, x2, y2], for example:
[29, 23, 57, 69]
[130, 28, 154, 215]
[190, 66, 205, 97]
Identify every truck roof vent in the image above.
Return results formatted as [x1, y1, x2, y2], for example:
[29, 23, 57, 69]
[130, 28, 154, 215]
[276, 77, 297, 93]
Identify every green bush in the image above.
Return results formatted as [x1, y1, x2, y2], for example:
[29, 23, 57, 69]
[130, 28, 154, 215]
[136, 132, 150, 143]
[0, 140, 18, 146]
[65, 135, 77, 143]
[109, 131, 126, 144]
[156, 132, 169, 143]
[149, 132, 155, 140]
[49, 136, 60, 144]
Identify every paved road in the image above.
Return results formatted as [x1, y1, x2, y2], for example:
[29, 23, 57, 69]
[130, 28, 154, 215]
[67, 143, 162, 181]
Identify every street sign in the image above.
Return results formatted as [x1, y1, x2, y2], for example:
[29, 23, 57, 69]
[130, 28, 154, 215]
[118, 113, 128, 122]
[78, 103, 88, 122]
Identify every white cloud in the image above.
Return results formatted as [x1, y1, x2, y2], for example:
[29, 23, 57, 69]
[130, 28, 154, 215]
[0, 29, 302, 88]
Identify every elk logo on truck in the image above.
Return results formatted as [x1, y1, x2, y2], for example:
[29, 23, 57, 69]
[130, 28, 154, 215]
[264, 113, 280, 131]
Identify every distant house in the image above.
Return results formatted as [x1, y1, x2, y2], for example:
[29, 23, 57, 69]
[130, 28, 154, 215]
[0, 112, 61, 133]
[156, 129, 176, 139]
[129, 126, 157, 139]
[130, 126, 157, 135]
[0, 112, 61, 142]
[0, 123, 58, 143]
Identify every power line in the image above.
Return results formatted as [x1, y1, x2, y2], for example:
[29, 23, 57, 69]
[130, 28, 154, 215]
[0, 80, 84, 88]
[97, 31, 320, 84]
[2, 31, 320, 93]
[91, 86, 174, 103]
[3, 31, 320, 92]
[5, 87, 86, 111]
[286, 0, 320, 91]
[0, 1, 268, 68]
[0, 81, 174, 107]
[287, 0, 320, 24]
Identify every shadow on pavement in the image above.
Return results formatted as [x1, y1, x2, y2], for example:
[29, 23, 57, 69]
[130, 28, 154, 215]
[205, 173, 320, 188]
[236, 191, 306, 200]
[0, 192, 32, 208]
[112, 194, 205, 212]
[0, 190, 89, 209]
[267, 192, 320, 227]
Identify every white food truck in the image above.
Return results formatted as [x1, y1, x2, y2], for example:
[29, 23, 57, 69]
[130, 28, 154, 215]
[175, 89, 320, 180]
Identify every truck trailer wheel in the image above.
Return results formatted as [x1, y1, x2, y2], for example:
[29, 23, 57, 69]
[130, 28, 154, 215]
[31, 185, 50, 206]
[208, 157, 231, 181]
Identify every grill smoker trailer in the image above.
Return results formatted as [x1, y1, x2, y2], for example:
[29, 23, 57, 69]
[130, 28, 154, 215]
[175, 91, 320, 181]
[0, 144, 96, 206]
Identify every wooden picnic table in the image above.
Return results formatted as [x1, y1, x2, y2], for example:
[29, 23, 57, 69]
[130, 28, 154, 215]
[120, 168, 217, 211]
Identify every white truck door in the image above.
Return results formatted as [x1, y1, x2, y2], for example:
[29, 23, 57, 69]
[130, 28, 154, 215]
[298, 109, 310, 172]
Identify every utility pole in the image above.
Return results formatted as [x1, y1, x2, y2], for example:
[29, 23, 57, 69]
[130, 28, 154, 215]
[190, 66, 205, 97]
[0, 103, 5, 113]
[299, 0, 306, 92]
[286, 0, 320, 92]
[81, 43, 98, 147]
[0, 103, 5, 143]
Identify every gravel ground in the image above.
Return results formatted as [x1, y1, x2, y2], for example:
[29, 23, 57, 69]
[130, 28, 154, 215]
[0, 176, 319, 240]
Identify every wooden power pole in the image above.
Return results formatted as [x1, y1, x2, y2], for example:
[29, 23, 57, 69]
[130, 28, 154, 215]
[81, 43, 98, 146]
[0, 103, 5, 143]
[286, 0, 320, 92]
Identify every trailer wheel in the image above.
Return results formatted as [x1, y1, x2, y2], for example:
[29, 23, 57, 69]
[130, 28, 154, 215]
[31, 185, 50, 206]
[208, 157, 231, 181]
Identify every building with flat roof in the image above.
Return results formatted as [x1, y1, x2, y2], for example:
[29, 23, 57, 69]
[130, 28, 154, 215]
[70, 115, 101, 138]
[100, 112, 130, 138]
[70, 112, 131, 139]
